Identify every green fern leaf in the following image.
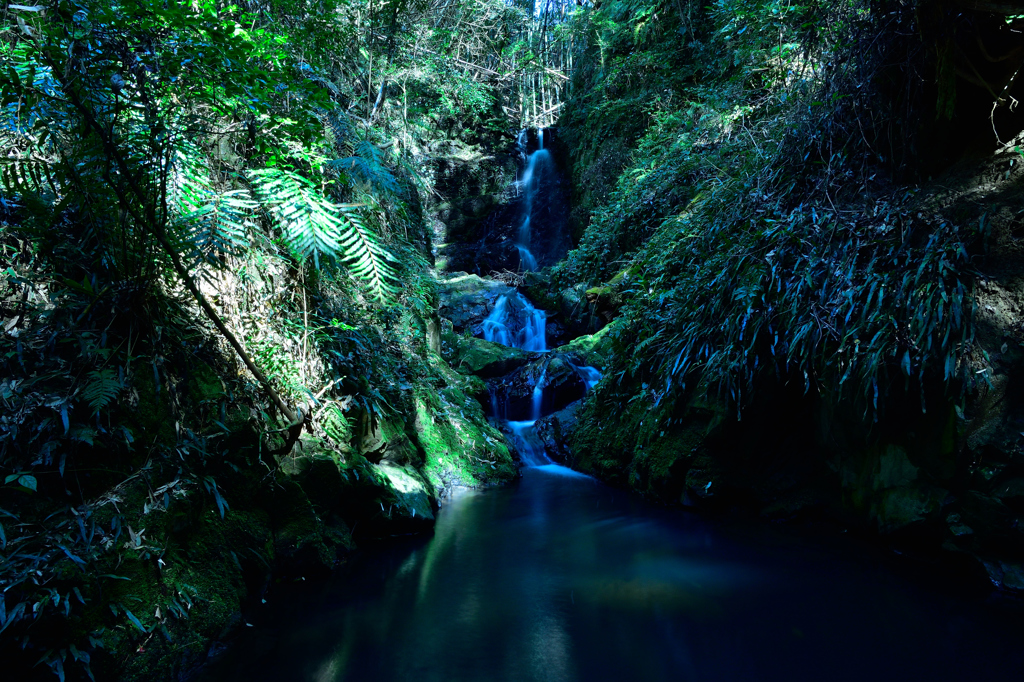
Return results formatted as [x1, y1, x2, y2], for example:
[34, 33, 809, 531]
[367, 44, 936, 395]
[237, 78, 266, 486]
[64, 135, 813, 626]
[80, 369, 120, 413]
[326, 140, 400, 196]
[169, 150, 255, 264]
[248, 168, 399, 301]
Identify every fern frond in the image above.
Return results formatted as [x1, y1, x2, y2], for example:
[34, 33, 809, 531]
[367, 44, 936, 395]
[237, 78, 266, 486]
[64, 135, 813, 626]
[326, 140, 400, 197]
[248, 168, 400, 301]
[336, 204, 401, 301]
[0, 156, 53, 198]
[324, 111, 354, 154]
[80, 369, 120, 413]
[169, 150, 254, 265]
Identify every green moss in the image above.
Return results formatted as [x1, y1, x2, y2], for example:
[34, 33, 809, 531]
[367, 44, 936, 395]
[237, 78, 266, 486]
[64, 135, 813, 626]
[188, 361, 226, 403]
[560, 323, 615, 369]
[567, 393, 706, 503]
[413, 387, 516, 489]
[449, 335, 530, 377]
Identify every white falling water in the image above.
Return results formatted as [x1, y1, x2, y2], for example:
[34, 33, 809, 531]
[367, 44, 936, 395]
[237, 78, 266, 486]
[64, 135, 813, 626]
[482, 292, 546, 352]
[517, 245, 538, 272]
[574, 365, 602, 392]
[516, 128, 528, 160]
[506, 420, 550, 466]
[515, 131, 552, 272]
[531, 367, 547, 420]
[486, 129, 565, 468]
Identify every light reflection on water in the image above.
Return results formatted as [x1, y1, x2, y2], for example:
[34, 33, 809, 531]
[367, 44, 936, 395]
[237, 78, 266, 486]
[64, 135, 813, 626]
[204, 468, 1024, 682]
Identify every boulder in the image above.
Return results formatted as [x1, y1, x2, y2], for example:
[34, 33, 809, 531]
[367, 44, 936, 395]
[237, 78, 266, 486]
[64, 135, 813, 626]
[359, 417, 421, 465]
[981, 559, 1024, 592]
[489, 354, 586, 421]
[375, 462, 436, 529]
[535, 401, 581, 465]
[437, 273, 513, 333]
[874, 484, 947, 533]
[557, 324, 615, 371]
[446, 335, 530, 377]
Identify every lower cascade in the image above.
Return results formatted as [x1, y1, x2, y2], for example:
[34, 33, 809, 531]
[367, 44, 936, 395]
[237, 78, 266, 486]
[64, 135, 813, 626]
[482, 291, 547, 352]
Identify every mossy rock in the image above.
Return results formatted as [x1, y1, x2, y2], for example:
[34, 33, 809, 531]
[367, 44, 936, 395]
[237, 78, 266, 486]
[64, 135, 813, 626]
[359, 416, 422, 465]
[436, 273, 513, 333]
[873, 484, 947, 533]
[376, 462, 436, 527]
[522, 269, 561, 311]
[559, 323, 615, 370]
[413, 388, 517, 489]
[448, 335, 530, 377]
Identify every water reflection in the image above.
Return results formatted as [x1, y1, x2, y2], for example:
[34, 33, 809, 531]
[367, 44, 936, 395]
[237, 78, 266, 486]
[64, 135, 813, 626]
[204, 469, 1024, 682]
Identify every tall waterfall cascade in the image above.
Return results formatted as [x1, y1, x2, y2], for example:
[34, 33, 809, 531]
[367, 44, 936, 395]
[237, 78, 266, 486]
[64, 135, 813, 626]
[514, 129, 554, 273]
[478, 131, 603, 467]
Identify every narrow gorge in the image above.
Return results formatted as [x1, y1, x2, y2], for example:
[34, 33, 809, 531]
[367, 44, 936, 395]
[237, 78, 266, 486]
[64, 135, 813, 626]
[3, 1, 1024, 681]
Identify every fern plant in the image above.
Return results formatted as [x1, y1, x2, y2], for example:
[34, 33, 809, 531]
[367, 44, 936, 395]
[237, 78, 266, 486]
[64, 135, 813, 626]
[248, 168, 400, 301]
[80, 368, 121, 414]
[169, 149, 256, 267]
[326, 140, 401, 197]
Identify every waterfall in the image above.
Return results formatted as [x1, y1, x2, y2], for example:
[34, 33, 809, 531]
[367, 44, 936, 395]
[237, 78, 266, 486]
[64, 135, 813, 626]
[481, 288, 554, 466]
[506, 420, 550, 466]
[574, 365, 602, 392]
[485, 128, 564, 468]
[515, 130, 553, 272]
[531, 367, 546, 420]
[482, 292, 546, 352]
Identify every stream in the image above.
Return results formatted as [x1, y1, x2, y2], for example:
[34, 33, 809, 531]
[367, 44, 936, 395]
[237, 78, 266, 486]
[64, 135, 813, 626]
[203, 128, 1024, 681]
[202, 467, 1024, 681]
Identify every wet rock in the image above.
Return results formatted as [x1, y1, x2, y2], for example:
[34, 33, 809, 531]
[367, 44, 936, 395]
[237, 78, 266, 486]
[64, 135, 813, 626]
[445, 334, 530, 377]
[874, 484, 947, 533]
[376, 462, 436, 529]
[437, 273, 514, 333]
[489, 354, 586, 421]
[535, 401, 581, 465]
[682, 468, 718, 507]
[946, 513, 975, 538]
[981, 559, 1024, 592]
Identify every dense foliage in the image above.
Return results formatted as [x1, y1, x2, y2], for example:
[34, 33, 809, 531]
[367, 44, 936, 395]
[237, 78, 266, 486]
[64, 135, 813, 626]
[0, 0, 558, 677]
[554, 0, 1021, 422]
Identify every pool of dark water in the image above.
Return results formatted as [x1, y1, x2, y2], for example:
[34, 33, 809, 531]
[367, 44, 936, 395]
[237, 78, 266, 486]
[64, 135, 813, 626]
[202, 465, 1024, 682]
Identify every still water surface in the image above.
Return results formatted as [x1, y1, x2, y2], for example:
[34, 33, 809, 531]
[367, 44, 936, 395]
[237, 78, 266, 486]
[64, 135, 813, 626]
[205, 466, 1024, 682]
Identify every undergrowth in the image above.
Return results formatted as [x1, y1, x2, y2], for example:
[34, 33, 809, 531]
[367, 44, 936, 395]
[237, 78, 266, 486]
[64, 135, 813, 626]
[554, 0, 999, 422]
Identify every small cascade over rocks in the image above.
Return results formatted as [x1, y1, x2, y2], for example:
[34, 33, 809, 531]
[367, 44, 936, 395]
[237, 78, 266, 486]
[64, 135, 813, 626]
[483, 291, 554, 466]
[482, 292, 547, 352]
[574, 365, 602, 392]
